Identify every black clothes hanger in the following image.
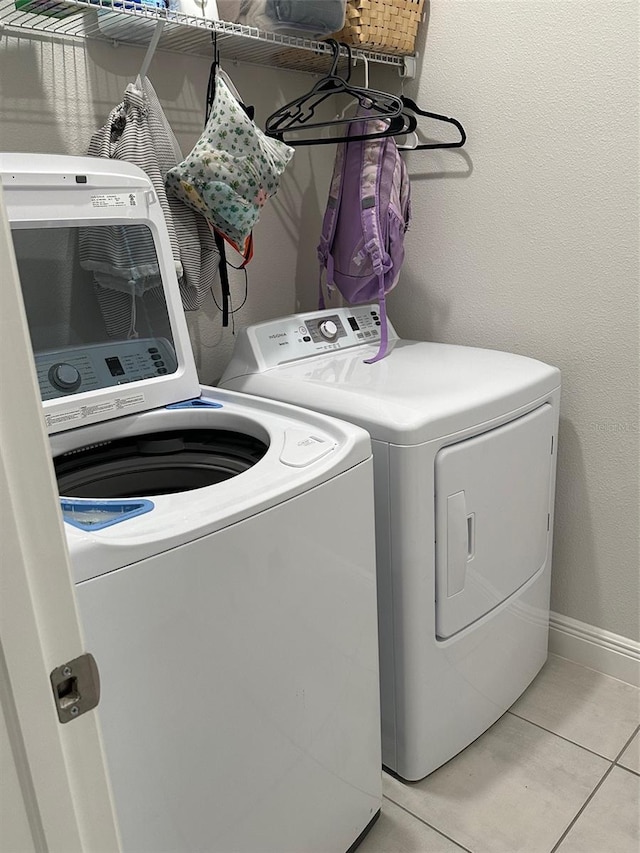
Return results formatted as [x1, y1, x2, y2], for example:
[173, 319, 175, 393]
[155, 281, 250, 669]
[295, 114, 417, 147]
[265, 40, 406, 145]
[399, 96, 466, 149]
[280, 112, 418, 147]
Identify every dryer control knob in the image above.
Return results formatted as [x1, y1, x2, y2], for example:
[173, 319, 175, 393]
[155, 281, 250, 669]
[318, 320, 339, 341]
[49, 362, 81, 392]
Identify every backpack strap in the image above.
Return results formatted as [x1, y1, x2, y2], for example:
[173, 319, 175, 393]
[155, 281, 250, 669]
[317, 141, 349, 309]
[361, 143, 393, 363]
[363, 280, 389, 364]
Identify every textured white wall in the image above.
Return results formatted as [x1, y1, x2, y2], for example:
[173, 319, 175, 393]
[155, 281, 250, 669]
[383, 0, 639, 640]
[0, 33, 329, 381]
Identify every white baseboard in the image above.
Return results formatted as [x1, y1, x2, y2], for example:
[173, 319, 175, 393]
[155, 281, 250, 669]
[549, 612, 640, 687]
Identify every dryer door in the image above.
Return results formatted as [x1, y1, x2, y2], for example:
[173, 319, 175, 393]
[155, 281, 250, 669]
[435, 404, 554, 639]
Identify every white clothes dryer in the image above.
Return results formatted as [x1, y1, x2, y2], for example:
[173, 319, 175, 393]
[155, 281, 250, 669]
[2, 155, 382, 852]
[221, 304, 562, 781]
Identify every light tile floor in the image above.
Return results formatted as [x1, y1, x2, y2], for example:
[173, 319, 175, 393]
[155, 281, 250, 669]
[359, 655, 640, 853]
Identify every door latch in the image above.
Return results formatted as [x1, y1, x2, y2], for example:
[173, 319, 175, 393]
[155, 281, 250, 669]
[50, 653, 100, 723]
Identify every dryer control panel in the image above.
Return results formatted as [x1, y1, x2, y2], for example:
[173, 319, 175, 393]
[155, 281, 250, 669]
[35, 338, 178, 401]
[229, 305, 399, 374]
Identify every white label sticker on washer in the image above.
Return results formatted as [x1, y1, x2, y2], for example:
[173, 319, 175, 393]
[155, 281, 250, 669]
[45, 409, 83, 428]
[80, 401, 117, 419]
[115, 393, 145, 411]
[91, 193, 137, 209]
[45, 393, 145, 429]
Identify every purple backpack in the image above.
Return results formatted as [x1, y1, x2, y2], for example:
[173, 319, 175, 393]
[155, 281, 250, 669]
[317, 114, 411, 362]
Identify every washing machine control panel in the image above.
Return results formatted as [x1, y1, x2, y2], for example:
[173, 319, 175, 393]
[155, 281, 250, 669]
[248, 305, 398, 369]
[34, 338, 178, 401]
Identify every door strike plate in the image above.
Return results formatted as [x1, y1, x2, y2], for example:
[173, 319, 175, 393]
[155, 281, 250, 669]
[50, 653, 100, 723]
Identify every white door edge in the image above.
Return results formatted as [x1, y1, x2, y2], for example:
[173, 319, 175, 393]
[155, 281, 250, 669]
[0, 181, 121, 853]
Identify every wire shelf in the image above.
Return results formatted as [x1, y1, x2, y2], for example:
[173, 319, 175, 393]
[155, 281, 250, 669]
[0, 0, 410, 74]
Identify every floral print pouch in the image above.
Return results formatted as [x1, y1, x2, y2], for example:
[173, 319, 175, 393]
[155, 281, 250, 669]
[165, 74, 294, 259]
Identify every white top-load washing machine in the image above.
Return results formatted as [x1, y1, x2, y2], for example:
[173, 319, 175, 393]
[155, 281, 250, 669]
[221, 305, 562, 781]
[2, 154, 382, 852]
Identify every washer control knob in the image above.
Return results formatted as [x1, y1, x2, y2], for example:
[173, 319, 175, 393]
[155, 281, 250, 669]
[49, 362, 81, 392]
[318, 320, 339, 341]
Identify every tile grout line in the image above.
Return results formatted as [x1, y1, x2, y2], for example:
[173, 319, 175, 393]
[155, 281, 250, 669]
[515, 721, 640, 852]
[506, 710, 631, 762]
[380, 721, 640, 853]
[613, 724, 640, 777]
[614, 723, 640, 759]
[547, 729, 639, 853]
[382, 794, 474, 853]
[548, 761, 616, 853]
[616, 765, 640, 778]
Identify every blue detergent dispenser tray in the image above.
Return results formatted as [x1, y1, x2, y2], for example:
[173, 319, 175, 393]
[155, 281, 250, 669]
[60, 498, 154, 531]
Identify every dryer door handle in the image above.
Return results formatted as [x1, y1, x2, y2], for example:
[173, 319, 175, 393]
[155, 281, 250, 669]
[446, 491, 472, 597]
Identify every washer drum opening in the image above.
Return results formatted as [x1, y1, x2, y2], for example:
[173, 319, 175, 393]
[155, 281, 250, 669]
[55, 429, 269, 498]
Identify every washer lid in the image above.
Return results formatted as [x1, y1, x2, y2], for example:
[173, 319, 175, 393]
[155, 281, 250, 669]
[1, 154, 201, 434]
[222, 339, 561, 445]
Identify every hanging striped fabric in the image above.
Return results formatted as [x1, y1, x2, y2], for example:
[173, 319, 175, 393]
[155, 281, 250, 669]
[79, 77, 220, 338]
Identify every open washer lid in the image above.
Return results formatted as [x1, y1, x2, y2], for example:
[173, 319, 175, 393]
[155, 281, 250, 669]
[1, 154, 201, 435]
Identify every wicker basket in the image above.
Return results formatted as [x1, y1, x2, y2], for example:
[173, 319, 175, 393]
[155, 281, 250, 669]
[331, 0, 425, 55]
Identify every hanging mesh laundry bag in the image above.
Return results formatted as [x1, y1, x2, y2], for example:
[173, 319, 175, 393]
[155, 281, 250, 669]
[165, 73, 294, 262]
